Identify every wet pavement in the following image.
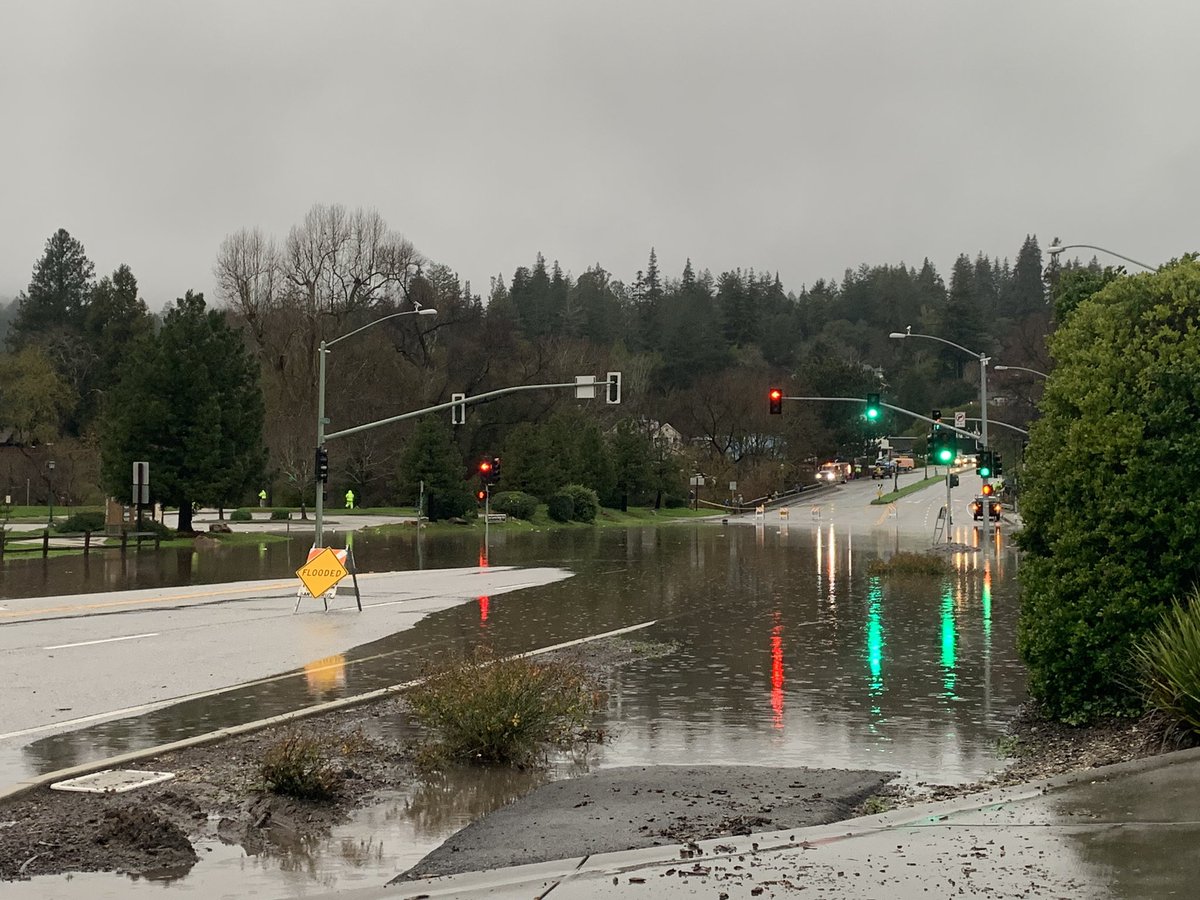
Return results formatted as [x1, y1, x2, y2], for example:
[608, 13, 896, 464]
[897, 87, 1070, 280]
[332, 748, 1200, 899]
[1, 492, 1034, 897]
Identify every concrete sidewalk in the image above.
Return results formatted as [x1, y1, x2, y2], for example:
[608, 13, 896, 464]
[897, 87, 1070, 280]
[322, 748, 1200, 899]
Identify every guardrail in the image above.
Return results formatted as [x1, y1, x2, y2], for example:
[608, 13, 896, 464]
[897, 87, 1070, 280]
[0, 529, 162, 559]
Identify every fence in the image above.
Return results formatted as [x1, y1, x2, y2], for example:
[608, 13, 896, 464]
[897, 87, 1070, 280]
[0, 529, 161, 559]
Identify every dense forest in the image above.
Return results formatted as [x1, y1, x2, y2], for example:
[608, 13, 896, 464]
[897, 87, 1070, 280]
[0, 205, 1077, 513]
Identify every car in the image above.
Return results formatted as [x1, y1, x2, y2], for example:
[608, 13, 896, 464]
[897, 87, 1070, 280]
[970, 496, 1002, 521]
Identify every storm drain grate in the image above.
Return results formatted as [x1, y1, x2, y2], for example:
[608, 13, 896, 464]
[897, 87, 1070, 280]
[50, 769, 175, 794]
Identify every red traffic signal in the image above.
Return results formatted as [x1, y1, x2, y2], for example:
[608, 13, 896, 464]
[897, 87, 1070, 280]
[768, 388, 783, 415]
[475, 489, 487, 501]
[478, 460, 492, 475]
[981, 483, 994, 496]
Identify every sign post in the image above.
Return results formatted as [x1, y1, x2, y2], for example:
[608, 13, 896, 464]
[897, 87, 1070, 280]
[132, 461, 149, 530]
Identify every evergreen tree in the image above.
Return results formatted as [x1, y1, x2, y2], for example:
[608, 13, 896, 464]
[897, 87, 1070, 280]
[101, 291, 265, 532]
[7, 228, 95, 350]
[398, 418, 473, 521]
[939, 253, 987, 378]
[1007, 235, 1046, 315]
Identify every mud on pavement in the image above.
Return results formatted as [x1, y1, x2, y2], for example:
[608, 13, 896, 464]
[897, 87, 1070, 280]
[396, 765, 897, 880]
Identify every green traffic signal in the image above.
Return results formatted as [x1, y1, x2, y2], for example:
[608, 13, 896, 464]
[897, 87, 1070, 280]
[865, 392, 881, 421]
[976, 449, 993, 478]
[931, 430, 955, 464]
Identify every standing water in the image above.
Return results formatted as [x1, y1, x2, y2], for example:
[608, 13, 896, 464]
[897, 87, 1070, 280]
[5, 519, 1024, 898]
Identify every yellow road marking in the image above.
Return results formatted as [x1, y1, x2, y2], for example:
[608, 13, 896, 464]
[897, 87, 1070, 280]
[0, 582, 299, 619]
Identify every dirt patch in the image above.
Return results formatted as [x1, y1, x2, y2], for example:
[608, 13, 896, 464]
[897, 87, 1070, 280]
[0, 638, 1192, 884]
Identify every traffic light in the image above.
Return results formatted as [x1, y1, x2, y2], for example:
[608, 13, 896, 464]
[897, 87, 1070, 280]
[949, 474, 960, 488]
[931, 430, 955, 465]
[489, 456, 501, 483]
[475, 489, 487, 502]
[768, 388, 783, 415]
[865, 393, 881, 422]
[981, 483, 994, 497]
[994, 453, 1004, 477]
[315, 446, 329, 483]
[977, 450, 993, 478]
[478, 459, 494, 481]
[931, 408, 942, 428]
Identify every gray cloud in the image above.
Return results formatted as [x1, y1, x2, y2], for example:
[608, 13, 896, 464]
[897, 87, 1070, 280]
[3, 0, 1197, 308]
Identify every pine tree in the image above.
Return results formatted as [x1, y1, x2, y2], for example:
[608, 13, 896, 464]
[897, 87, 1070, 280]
[7, 228, 95, 350]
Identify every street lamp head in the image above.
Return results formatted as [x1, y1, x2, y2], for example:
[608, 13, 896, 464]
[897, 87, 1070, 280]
[416, 308, 438, 317]
[993, 365, 1011, 371]
[888, 332, 907, 339]
[1047, 240, 1064, 258]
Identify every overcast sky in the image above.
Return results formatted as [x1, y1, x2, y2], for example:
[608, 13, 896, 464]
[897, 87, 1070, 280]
[2, 0, 1197, 309]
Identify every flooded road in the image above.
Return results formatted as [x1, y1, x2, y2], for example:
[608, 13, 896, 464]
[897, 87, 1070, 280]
[4, 519, 1025, 897]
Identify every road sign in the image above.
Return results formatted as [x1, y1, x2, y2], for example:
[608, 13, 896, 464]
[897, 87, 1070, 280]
[574, 374, 596, 399]
[296, 547, 348, 599]
[954, 411, 966, 429]
[132, 461, 149, 504]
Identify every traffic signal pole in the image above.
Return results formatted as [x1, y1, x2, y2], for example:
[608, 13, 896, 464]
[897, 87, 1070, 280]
[781, 396, 981, 442]
[315, 338, 328, 546]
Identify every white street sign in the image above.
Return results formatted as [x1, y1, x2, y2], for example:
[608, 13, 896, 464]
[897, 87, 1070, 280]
[954, 411, 967, 428]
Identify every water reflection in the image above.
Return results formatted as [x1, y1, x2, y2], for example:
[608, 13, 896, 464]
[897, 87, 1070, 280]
[7, 520, 1027, 897]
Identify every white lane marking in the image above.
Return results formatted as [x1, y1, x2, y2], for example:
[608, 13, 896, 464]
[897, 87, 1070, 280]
[1, 619, 657, 743]
[44, 632, 159, 651]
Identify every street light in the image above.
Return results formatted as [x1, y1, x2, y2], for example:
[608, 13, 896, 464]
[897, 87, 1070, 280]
[1046, 240, 1157, 272]
[315, 306, 437, 546]
[993, 364, 1049, 379]
[889, 328, 991, 448]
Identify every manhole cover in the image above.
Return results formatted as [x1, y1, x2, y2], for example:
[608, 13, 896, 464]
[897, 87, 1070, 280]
[50, 769, 175, 794]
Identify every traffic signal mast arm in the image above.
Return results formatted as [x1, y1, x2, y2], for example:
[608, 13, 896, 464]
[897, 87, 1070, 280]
[779, 395, 981, 442]
[325, 377, 620, 442]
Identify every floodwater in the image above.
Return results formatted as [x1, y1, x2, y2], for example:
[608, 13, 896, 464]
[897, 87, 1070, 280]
[4, 520, 1025, 898]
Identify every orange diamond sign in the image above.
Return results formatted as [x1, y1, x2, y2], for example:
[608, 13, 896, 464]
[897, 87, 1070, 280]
[297, 547, 348, 598]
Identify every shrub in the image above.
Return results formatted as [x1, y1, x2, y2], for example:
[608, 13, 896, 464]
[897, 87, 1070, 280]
[229, 508, 254, 522]
[866, 551, 950, 577]
[1134, 591, 1200, 735]
[269, 509, 291, 521]
[260, 732, 342, 801]
[55, 511, 106, 534]
[547, 492, 574, 522]
[490, 491, 539, 520]
[407, 646, 603, 767]
[560, 483, 600, 523]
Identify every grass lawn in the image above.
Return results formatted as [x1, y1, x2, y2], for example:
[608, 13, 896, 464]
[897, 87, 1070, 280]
[870, 474, 947, 504]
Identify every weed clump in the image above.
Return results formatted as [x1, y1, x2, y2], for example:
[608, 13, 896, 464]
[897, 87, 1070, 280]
[1134, 591, 1200, 736]
[407, 647, 603, 767]
[866, 551, 950, 577]
[260, 732, 342, 801]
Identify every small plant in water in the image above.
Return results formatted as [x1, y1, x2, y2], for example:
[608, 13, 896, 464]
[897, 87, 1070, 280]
[260, 731, 342, 801]
[859, 794, 892, 815]
[407, 646, 604, 767]
[866, 551, 950, 577]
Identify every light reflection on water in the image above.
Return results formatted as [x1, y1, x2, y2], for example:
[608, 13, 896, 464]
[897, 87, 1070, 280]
[6, 520, 1025, 898]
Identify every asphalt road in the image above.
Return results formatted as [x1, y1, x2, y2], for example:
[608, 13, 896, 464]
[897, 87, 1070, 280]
[0, 565, 571, 769]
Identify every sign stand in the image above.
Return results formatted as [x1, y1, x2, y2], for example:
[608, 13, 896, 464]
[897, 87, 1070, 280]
[294, 545, 362, 613]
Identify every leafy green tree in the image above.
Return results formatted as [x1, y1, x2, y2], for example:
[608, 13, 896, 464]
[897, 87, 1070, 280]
[101, 291, 266, 533]
[398, 419, 473, 520]
[1017, 258, 1200, 721]
[0, 346, 75, 444]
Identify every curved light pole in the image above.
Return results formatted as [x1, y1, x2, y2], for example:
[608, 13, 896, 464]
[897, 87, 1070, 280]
[890, 328, 991, 448]
[1046, 240, 1157, 272]
[315, 306, 437, 546]
[993, 364, 1049, 379]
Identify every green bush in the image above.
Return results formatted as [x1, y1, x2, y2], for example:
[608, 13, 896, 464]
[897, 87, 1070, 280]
[491, 491, 539, 520]
[260, 731, 342, 801]
[1134, 591, 1200, 735]
[229, 508, 254, 522]
[560, 484, 600, 523]
[1017, 259, 1200, 722]
[407, 647, 602, 766]
[547, 492, 574, 522]
[55, 511, 106, 534]
[269, 509, 291, 521]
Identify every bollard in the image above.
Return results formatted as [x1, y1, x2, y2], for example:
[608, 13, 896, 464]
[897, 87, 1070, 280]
[42, 529, 49, 558]
[84, 531, 91, 556]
